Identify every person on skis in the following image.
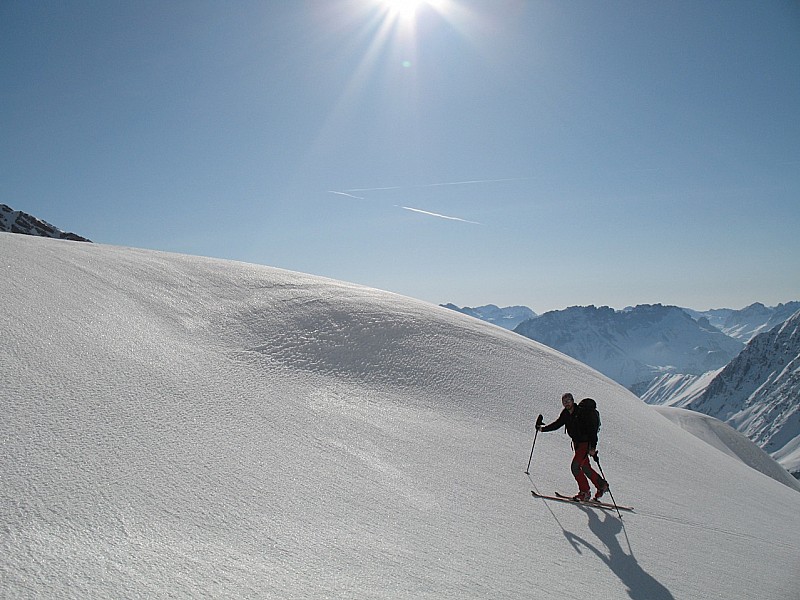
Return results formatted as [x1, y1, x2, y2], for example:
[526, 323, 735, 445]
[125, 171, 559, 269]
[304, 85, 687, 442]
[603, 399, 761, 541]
[536, 392, 609, 501]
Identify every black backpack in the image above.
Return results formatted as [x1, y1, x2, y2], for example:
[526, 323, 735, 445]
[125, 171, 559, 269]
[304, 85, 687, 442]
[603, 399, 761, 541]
[578, 397, 601, 436]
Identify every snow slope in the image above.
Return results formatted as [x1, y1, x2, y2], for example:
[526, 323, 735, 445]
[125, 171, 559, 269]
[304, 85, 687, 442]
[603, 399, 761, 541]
[2, 233, 799, 599]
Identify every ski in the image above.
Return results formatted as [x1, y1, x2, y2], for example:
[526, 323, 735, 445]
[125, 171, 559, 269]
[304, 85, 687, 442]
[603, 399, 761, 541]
[530, 490, 634, 512]
[554, 491, 633, 511]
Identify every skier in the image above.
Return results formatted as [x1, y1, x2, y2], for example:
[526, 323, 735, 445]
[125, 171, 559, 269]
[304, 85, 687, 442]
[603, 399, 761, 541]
[536, 392, 609, 501]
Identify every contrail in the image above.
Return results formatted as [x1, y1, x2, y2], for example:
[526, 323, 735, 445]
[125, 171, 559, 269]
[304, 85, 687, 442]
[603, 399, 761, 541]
[328, 190, 366, 200]
[398, 206, 481, 225]
[345, 177, 531, 193]
[329, 191, 480, 224]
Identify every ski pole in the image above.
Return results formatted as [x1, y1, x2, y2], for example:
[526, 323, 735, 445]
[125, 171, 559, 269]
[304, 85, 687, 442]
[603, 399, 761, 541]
[525, 414, 544, 474]
[593, 453, 623, 519]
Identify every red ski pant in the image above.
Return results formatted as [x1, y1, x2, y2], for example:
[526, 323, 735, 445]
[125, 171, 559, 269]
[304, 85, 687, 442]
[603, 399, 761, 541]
[571, 442, 602, 493]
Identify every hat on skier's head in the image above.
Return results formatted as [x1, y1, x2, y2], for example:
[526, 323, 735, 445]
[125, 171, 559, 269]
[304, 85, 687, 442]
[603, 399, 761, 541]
[561, 393, 574, 406]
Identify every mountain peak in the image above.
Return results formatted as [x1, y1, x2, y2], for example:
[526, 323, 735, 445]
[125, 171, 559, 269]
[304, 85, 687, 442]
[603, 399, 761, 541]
[0, 203, 91, 242]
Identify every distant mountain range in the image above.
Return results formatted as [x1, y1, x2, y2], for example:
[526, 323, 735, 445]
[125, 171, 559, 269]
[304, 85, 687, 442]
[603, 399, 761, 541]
[685, 302, 800, 342]
[513, 303, 745, 390]
[1, 203, 91, 242]
[439, 304, 536, 330]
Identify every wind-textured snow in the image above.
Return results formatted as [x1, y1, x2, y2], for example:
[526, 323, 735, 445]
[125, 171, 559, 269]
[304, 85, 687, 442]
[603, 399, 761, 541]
[2, 233, 799, 599]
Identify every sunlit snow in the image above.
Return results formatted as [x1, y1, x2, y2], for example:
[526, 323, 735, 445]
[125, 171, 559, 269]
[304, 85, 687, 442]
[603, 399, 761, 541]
[2, 233, 798, 599]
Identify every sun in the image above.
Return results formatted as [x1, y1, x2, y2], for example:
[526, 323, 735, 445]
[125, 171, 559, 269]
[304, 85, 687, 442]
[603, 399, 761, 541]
[379, 0, 428, 19]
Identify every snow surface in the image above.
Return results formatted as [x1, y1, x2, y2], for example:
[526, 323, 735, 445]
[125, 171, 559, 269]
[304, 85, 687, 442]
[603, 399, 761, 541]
[2, 232, 799, 599]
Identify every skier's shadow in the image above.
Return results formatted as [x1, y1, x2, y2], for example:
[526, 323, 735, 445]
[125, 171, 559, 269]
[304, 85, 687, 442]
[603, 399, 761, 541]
[562, 506, 674, 600]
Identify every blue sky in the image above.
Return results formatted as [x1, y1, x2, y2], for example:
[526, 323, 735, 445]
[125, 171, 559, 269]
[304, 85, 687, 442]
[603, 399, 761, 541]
[2, 0, 799, 313]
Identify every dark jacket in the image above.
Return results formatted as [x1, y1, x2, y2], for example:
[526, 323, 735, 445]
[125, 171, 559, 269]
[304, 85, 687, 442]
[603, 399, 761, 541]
[541, 405, 598, 449]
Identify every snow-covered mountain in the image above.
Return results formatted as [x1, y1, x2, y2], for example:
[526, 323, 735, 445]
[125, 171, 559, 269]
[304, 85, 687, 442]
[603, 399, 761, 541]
[513, 304, 744, 391]
[639, 370, 721, 407]
[0, 203, 91, 242]
[446, 301, 800, 345]
[679, 311, 800, 478]
[685, 302, 800, 342]
[3, 233, 799, 599]
[440, 303, 536, 330]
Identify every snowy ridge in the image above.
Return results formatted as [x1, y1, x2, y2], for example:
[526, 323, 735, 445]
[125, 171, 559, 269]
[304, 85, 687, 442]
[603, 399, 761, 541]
[653, 407, 800, 491]
[2, 233, 799, 599]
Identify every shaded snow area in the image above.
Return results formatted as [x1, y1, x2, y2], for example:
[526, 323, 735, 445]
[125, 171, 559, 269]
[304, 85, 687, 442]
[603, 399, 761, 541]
[2, 233, 799, 599]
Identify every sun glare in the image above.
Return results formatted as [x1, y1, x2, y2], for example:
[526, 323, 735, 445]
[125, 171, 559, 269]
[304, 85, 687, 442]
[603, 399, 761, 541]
[380, 0, 428, 19]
